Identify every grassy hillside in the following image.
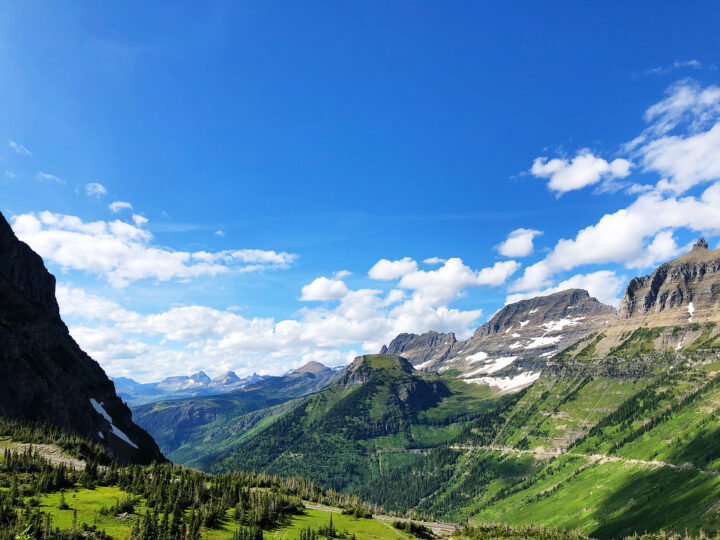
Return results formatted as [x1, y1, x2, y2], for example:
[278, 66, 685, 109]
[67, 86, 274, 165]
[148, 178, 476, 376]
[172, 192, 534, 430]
[197, 335, 720, 539]
[208, 355, 502, 498]
[133, 367, 339, 467]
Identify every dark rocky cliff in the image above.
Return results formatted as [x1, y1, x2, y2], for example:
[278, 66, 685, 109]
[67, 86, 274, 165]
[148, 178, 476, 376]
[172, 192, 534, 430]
[0, 212, 165, 464]
[619, 239, 720, 322]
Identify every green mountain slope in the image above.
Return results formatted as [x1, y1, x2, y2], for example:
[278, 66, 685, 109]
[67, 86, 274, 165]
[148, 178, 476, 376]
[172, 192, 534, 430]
[132, 361, 340, 467]
[359, 333, 720, 539]
[208, 354, 503, 497]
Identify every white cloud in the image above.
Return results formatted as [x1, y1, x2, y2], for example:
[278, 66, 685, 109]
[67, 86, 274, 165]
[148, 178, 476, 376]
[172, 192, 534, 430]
[54, 255, 508, 380]
[638, 123, 720, 193]
[131, 214, 148, 226]
[530, 150, 632, 194]
[36, 172, 64, 183]
[300, 277, 349, 301]
[645, 60, 702, 75]
[423, 257, 446, 265]
[334, 270, 352, 279]
[9, 140, 32, 156]
[11, 212, 297, 288]
[214, 230, 225, 237]
[497, 228, 542, 257]
[512, 81, 720, 294]
[109, 201, 133, 213]
[506, 270, 624, 308]
[398, 258, 520, 305]
[368, 257, 418, 280]
[4, 170, 15, 179]
[511, 184, 720, 292]
[86, 183, 107, 197]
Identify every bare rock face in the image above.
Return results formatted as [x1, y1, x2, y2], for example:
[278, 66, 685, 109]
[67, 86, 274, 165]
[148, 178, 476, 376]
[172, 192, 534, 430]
[379, 289, 616, 392]
[380, 331, 457, 367]
[619, 239, 720, 324]
[0, 212, 165, 464]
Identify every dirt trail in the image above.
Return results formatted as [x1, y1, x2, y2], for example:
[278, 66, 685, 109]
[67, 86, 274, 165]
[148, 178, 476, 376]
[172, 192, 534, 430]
[1, 441, 86, 471]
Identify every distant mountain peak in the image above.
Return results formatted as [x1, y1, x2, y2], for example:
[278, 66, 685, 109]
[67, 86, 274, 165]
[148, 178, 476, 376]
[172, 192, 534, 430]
[189, 371, 211, 383]
[292, 361, 330, 375]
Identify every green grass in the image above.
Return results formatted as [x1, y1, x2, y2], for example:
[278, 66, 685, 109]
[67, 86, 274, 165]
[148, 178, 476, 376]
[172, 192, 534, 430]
[36, 486, 141, 538]
[35, 488, 421, 540]
[268, 509, 421, 539]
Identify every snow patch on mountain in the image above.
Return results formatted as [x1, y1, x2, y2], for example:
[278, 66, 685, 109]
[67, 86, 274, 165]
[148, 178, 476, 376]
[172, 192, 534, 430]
[90, 398, 139, 449]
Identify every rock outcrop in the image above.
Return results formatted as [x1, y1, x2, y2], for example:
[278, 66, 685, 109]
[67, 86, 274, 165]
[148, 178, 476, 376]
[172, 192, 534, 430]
[380, 331, 456, 368]
[380, 289, 616, 392]
[619, 239, 720, 324]
[0, 212, 165, 464]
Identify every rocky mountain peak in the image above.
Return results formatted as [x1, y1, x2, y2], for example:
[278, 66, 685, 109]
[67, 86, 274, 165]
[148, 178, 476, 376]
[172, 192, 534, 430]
[693, 237, 709, 250]
[0, 211, 164, 464]
[380, 331, 456, 367]
[0, 212, 60, 320]
[292, 361, 330, 375]
[473, 289, 615, 339]
[619, 242, 720, 323]
[212, 370, 240, 384]
[189, 371, 211, 383]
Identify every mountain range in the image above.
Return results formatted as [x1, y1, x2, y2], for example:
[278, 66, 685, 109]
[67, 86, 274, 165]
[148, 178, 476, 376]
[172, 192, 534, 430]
[3, 202, 720, 538]
[133, 238, 720, 538]
[114, 370, 266, 406]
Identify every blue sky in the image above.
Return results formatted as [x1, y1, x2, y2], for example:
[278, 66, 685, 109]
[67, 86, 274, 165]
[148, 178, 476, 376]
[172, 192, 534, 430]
[3, 2, 720, 381]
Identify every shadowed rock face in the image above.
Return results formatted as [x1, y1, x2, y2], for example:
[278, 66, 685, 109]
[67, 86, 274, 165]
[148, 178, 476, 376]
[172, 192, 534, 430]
[0, 212, 165, 464]
[381, 331, 457, 366]
[379, 289, 616, 391]
[619, 239, 720, 323]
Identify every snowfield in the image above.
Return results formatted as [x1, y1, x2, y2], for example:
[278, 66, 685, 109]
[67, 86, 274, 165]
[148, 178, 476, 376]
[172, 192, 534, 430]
[465, 370, 542, 391]
[90, 398, 139, 449]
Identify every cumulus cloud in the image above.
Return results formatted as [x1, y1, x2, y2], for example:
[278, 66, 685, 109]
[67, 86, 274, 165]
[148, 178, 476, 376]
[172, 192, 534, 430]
[36, 172, 64, 183]
[86, 183, 107, 197]
[530, 150, 632, 194]
[423, 257, 446, 265]
[300, 277, 349, 301]
[511, 183, 720, 292]
[497, 228, 542, 257]
[506, 270, 625, 308]
[511, 80, 720, 295]
[368, 257, 418, 280]
[11, 212, 297, 288]
[9, 140, 32, 156]
[54, 254, 516, 380]
[398, 258, 520, 304]
[109, 201, 133, 213]
[131, 214, 148, 226]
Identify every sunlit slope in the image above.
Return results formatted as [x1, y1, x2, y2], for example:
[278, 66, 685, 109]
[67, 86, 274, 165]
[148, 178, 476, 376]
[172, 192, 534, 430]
[208, 354, 503, 496]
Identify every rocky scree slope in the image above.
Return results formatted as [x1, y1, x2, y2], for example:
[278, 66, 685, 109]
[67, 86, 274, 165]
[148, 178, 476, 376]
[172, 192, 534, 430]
[381, 289, 616, 391]
[0, 211, 164, 464]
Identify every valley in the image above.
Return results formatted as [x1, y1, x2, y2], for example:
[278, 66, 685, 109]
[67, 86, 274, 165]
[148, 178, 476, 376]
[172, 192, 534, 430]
[3, 206, 720, 539]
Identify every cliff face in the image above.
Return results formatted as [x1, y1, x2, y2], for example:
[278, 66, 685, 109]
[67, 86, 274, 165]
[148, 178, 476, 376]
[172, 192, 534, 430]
[380, 331, 457, 367]
[379, 289, 616, 392]
[0, 212, 165, 464]
[619, 239, 720, 324]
